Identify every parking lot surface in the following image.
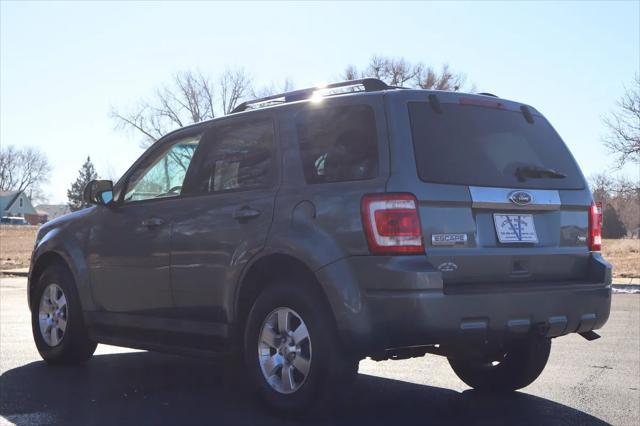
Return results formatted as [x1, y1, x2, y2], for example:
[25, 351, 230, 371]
[1, 277, 638, 425]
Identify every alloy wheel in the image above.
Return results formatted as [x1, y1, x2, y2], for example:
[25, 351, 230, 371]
[38, 283, 68, 347]
[258, 307, 312, 394]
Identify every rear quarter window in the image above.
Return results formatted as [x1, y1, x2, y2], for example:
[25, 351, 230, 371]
[296, 104, 378, 184]
[408, 101, 585, 189]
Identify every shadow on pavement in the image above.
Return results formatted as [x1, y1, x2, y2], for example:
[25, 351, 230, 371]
[0, 351, 608, 425]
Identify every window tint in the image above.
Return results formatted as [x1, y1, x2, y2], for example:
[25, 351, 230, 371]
[124, 135, 201, 202]
[191, 118, 275, 194]
[409, 102, 584, 189]
[296, 104, 378, 184]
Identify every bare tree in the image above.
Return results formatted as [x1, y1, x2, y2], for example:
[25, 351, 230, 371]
[590, 172, 640, 237]
[343, 65, 359, 81]
[219, 68, 253, 114]
[0, 145, 51, 202]
[113, 59, 468, 148]
[415, 63, 468, 91]
[0, 146, 18, 191]
[589, 172, 614, 204]
[112, 69, 253, 147]
[252, 78, 295, 99]
[343, 55, 468, 91]
[612, 176, 640, 236]
[603, 75, 640, 167]
[99, 162, 120, 183]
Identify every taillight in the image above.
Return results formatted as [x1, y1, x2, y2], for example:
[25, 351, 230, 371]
[588, 201, 603, 251]
[361, 193, 424, 255]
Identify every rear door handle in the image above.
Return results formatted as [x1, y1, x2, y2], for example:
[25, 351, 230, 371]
[141, 217, 165, 227]
[232, 206, 261, 221]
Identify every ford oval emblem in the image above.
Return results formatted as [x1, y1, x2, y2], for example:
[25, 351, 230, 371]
[509, 191, 533, 206]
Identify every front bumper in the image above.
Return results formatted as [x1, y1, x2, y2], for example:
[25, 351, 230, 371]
[316, 253, 612, 354]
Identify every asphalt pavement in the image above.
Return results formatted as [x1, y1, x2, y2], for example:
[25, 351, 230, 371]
[1, 277, 638, 425]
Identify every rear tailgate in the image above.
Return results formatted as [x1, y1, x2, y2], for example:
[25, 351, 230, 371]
[392, 94, 595, 288]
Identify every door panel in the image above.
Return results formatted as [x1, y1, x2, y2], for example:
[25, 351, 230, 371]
[87, 200, 174, 314]
[170, 190, 276, 323]
[86, 131, 203, 316]
[170, 114, 278, 324]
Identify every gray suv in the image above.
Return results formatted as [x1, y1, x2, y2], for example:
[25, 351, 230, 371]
[29, 79, 611, 414]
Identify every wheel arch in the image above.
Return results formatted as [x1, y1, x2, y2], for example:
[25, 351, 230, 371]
[29, 224, 95, 313]
[28, 251, 73, 311]
[234, 253, 337, 343]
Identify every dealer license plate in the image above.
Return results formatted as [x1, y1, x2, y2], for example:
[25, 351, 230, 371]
[493, 214, 538, 243]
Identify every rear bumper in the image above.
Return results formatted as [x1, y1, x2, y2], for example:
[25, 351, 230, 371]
[364, 282, 610, 349]
[316, 253, 612, 355]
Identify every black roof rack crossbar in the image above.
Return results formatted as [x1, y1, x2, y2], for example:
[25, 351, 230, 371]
[230, 78, 390, 114]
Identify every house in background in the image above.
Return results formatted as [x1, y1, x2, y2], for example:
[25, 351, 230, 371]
[35, 204, 71, 222]
[0, 190, 38, 223]
[34, 209, 50, 223]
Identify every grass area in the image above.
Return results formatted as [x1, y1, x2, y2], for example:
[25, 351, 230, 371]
[1, 226, 639, 277]
[0, 225, 38, 269]
[602, 239, 640, 278]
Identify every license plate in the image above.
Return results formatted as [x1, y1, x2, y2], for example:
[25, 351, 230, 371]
[493, 214, 538, 243]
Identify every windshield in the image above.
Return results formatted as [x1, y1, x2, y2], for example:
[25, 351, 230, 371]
[408, 101, 585, 189]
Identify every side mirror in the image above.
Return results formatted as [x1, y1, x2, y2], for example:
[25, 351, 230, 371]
[83, 180, 114, 206]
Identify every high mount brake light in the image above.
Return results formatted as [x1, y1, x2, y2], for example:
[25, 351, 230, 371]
[588, 201, 603, 251]
[459, 97, 505, 109]
[361, 194, 424, 255]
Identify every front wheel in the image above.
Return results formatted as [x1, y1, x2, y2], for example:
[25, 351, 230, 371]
[448, 337, 551, 392]
[31, 264, 97, 364]
[244, 282, 358, 416]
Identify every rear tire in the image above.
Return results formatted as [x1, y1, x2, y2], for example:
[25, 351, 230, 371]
[448, 337, 551, 392]
[31, 263, 97, 364]
[243, 281, 358, 416]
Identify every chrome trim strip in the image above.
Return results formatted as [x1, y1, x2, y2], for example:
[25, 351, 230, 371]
[469, 186, 561, 210]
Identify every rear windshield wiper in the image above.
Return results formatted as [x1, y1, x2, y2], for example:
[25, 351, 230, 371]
[515, 165, 567, 182]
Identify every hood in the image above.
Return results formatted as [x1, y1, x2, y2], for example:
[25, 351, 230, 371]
[36, 206, 96, 243]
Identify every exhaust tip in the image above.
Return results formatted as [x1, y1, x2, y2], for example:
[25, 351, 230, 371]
[579, 331, 601, 341]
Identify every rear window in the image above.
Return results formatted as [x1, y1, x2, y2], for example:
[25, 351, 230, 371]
[296, 104, 378, 184]
[408, 102, 584, 189]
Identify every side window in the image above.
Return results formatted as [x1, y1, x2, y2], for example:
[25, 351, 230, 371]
[296, 104, 378, 184]
[124, 134, 201, 202]
[191, 118, 275, 194]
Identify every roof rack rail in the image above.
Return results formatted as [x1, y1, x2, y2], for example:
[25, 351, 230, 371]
[230, 78, 390, 114]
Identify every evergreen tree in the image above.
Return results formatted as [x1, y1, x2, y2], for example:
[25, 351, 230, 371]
[67, 156, 98, 211]
[602, 205, 627, 239]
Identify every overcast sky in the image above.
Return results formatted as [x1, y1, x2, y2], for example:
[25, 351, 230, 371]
[1, 1, 639, 204]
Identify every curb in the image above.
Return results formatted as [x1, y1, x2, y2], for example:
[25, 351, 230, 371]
[0, 270, 29, 278]
[612, 277, 640, 285]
